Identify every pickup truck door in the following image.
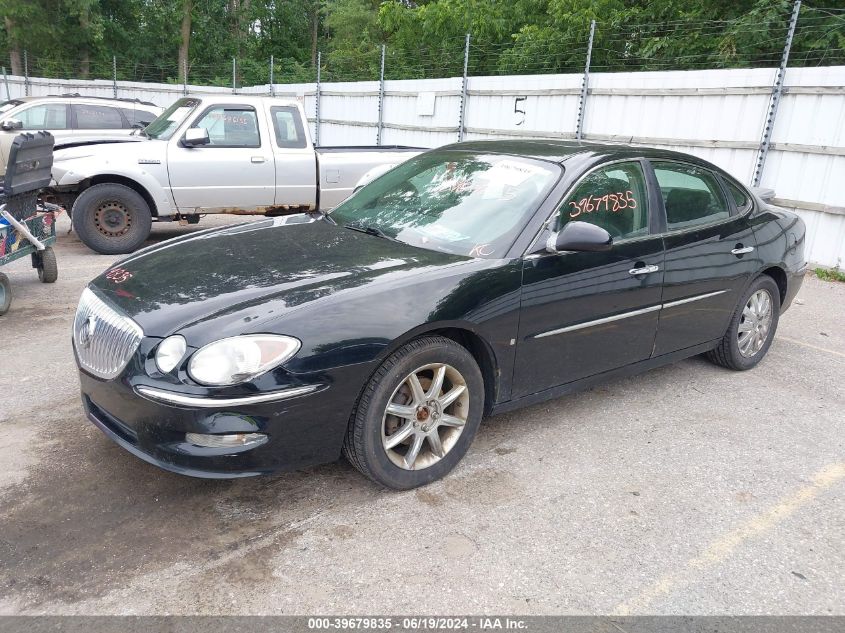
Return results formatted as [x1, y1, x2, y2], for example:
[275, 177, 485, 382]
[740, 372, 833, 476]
[267, 105, 318, 210]
[167, 103, 275, 212]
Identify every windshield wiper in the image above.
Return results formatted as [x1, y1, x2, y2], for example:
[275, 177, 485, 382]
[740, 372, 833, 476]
[344, 222, 397, 241]
[131, 124, 150, 139]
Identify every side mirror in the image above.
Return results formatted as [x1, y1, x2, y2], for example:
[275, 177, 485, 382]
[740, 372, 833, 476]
[1, 118, 23, 131]
[546, 221, 613, 253]
[183, 127, 210, 147]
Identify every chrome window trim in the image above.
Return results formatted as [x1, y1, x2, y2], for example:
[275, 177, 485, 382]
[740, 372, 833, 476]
[533, 289, 729, 339]
[136, 384, 320, 408]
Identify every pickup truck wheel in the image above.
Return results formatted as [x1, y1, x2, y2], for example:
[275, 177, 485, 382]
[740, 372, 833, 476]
[72, 183, 152, 255]
[343, 336, 484, 490]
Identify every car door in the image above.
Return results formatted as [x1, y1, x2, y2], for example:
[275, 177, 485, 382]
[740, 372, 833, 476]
[512, 159, 665, 398]
[167, 103, 275, 212]
[648, 160, 758, 356]
[268, 105, 317, 209]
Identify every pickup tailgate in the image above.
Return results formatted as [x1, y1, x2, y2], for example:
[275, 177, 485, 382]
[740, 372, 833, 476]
[316, 146, 423, 210]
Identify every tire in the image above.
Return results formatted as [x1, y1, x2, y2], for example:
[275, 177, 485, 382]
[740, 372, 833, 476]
[35, 246, 58, 283]
[0, 272, 11, 315]
[71, 183, 152, 255]
[343, 335, 484, 490]
[707, 275, 781, 371]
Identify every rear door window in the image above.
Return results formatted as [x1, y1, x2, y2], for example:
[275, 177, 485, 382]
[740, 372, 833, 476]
[73, 104, 125, 129]
[652, 162, 731, 231]
[725, 179, 753, 213]
[270, 106, 307, 148]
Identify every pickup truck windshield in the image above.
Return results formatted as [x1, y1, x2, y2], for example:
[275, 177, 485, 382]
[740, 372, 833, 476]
[331, 151, 560, 258]
[145, 98, 199, 140]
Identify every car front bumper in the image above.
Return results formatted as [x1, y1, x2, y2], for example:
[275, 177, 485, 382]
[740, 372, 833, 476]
[78, 361, 368, 478]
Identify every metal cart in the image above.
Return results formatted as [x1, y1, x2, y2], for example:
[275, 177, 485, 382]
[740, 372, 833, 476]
[0, 131, 57, 316]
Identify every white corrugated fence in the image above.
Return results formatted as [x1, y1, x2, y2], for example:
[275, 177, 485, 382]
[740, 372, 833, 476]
[2, 66, 843, 267]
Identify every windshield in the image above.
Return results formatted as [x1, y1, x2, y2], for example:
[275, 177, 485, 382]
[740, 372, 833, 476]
[331, 151, 560, 258]
[0, 100, 22, 115]
[145, 98, 199, 140]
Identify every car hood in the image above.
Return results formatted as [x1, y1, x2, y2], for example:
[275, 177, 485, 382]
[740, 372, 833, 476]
[90, 215, 471, 338]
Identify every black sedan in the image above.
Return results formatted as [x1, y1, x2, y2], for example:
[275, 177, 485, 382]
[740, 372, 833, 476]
[73, 141, 806, 489]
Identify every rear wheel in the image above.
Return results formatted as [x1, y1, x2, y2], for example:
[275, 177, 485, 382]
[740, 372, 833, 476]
[707, 275, 780, 370]
[343, 336, 484, 489]
[72, 183, 152, 255]
[0, 272, 11, 315]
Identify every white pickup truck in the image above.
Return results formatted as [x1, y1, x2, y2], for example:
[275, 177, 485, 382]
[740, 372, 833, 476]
[49, 95, 423, 254]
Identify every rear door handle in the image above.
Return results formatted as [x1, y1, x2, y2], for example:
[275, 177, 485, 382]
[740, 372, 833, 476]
[251, 156, 266, 163]
[731, 245, 754, 255]
[629, 264, 660, 275]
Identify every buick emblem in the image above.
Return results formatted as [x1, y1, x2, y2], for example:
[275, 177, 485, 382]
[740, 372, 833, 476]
[79, 316, 97, 349]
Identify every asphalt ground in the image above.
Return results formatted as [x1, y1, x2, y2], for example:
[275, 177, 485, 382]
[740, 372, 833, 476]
[0, 212, 842, 615]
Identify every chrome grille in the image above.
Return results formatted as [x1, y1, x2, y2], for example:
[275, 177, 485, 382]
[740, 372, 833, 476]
[73, 288, 143, 379]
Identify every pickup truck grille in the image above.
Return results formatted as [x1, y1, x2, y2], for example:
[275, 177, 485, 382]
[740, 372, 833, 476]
[73, 288, 143, 380]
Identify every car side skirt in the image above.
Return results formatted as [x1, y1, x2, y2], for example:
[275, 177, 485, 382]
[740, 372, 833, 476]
[490, 339, 720, 416]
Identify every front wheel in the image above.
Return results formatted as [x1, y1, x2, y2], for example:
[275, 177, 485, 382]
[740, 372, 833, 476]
[343, 336, 484, 489]
[71, 183, 152, 255]
[707, 275, 781, 370]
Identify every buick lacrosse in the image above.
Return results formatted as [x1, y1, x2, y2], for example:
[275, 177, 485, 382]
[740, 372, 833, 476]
[73, 141, 806, 489]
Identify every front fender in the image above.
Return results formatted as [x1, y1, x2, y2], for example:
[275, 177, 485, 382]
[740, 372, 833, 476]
[53, 158, 175, 218]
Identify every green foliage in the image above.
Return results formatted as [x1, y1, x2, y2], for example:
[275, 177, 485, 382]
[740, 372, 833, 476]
[815, 267, 845, 283]
[0, 0, 842, 85]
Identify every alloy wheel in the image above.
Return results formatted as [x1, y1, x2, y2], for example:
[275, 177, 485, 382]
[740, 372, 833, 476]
[738, 289, 773, 357]
[381, 363, 469, 471]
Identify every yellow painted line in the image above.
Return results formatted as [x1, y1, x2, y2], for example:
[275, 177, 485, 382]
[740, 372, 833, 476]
[777, 335, 845, 359]
[613, 462, 845, 615]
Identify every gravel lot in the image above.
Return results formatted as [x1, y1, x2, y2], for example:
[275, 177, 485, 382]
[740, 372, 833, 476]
[0, 213, 843, 615]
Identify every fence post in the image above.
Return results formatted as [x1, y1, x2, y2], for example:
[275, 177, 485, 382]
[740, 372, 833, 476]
[377, 44, 386, 146]
[183, 59, 188, 96]
[315, 51, 322, 146]
[269, 55, 275, 97]
[2, 67, 10, 100]
[458, 33, 470, 142]
[23, 50, 29, 96]
[752, 0, 801, 187]
[576, 20, 596, 141]
[232, 57, 237, 94]
[112, 56, 117, 98]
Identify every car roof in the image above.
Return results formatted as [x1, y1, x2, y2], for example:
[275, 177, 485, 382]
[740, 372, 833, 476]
[10, 95, 159, 108]
[438, 139, 716, 168]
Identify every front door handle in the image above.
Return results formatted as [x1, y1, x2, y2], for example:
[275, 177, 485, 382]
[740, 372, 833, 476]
[731, 245, 755, 255]
[251, 156, 266, 163]
[629, 264, 660, 275]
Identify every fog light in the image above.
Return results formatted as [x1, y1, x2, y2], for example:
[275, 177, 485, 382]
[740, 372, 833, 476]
[185, 432, 268, 449]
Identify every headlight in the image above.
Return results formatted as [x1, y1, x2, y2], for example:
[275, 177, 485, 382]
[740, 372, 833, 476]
[155, 335, 187, 373]
[188, 335, 301, 386]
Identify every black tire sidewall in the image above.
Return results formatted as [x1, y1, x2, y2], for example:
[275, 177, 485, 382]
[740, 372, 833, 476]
[725, 276, 781, 369]
[37, 247, 58, 283]
[0, 272, 11, 315]
[72, 184, 152, 255]
[357, 338, 484, 490]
